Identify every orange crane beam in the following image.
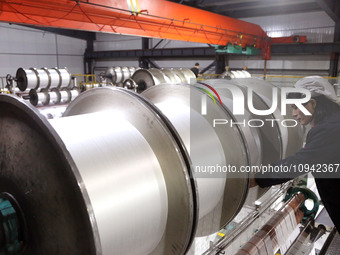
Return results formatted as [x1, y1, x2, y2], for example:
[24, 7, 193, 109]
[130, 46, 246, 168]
[0, 0, 305, 59]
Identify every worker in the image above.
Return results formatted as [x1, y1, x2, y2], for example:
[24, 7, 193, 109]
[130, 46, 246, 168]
[250, 76, 340, 231]
[190, 62, 200, 77]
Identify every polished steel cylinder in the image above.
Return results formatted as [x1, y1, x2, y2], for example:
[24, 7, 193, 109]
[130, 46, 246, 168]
[50, 111, 169, 255]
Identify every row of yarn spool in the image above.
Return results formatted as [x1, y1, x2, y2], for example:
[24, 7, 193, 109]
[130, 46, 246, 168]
[15, 67, 72, 91]
[220, 70, 252, 79]
[103, 66, 140, 86]
[123, 68, 197, 93]
[27, 88, 80, 107]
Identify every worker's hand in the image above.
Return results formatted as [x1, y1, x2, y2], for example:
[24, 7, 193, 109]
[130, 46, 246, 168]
[249, 172, 258, 188]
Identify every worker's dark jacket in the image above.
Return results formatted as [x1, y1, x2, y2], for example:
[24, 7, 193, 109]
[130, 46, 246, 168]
[255, 112, 340, 230]
[190, 67, 199, 77]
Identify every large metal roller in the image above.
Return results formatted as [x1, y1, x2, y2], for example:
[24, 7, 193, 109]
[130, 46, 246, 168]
[0, 88, 196, 255]
[142, 84, 249, 237]
[28, 88, 79, 106]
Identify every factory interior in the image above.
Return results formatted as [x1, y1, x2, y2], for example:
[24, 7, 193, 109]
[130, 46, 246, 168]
[0, 0, 340, 254]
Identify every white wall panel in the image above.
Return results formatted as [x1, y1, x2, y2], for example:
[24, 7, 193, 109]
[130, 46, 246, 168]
[0, 23, 86, 77]
[0, 54, 57, 77]
[0, 24, 56, 54]
[57, 35, 86, 55]
[58, 56, 84, 75]
[268, 55, 329, 70]
[94, 40, 141, 51]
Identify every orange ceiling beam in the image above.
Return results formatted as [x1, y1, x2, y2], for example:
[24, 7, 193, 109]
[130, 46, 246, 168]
[0, 0, 268, 46]
[0, 0, 305, 59]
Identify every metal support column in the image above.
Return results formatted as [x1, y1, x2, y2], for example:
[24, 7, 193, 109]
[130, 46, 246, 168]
[84, 33, 96, 78]
[215, 54, 228, 74]
[329, 21, 340, 77]
[139, 38, 150, 69]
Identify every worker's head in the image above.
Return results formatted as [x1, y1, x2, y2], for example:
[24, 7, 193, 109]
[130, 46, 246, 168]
[289, 76, 339, 125]
[195, 62, 200, 68]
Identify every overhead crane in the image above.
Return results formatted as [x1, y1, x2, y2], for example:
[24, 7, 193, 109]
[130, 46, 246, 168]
[0, 0, 306, 59]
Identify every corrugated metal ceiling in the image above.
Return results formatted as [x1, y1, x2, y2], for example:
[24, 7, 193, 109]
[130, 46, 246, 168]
[167, 0, 340, 20]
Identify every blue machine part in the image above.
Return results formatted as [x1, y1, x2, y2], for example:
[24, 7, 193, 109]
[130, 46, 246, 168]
[284, 187, 320, 221]
[0, 198, 22, 253]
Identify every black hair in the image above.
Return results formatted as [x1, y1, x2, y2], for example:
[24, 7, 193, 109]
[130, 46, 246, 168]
[313, 95, 340, 124]
[287, 92, 340, 124]
[195, 62, 199, 66]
